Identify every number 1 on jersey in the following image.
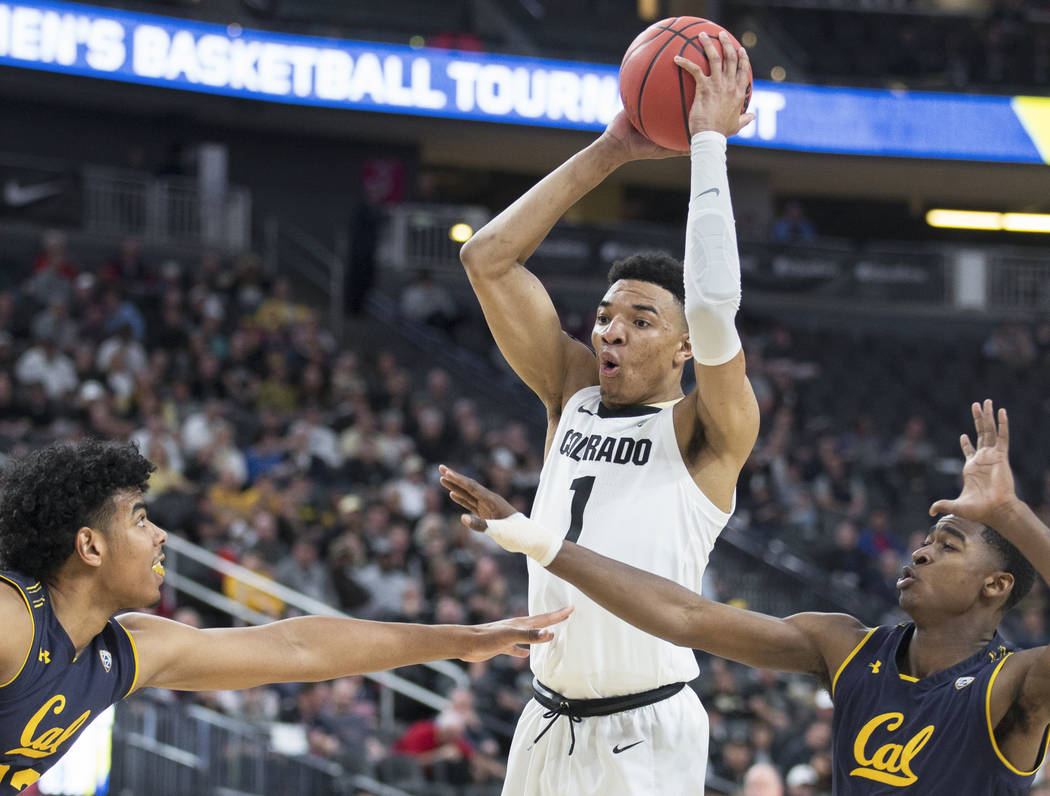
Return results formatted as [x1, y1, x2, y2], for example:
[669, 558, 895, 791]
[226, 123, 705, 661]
[566, 476, 595, 543]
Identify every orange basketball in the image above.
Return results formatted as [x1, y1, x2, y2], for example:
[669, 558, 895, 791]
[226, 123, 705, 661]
[619, 16, 752, 151]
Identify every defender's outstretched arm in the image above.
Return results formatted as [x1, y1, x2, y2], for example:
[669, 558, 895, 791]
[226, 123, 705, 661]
[440, 465, 864, 679]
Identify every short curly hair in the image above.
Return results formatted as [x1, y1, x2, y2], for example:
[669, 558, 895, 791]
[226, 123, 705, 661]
[607, 251, 685, 306]
[0, 440, 155, 583]
[981, 524, 1036, 612]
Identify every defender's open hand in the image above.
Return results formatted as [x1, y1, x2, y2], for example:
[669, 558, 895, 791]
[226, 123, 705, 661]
[929, 400, 1019, 526]
[459, 607, 573, 662]
[439, 465, 565, 566]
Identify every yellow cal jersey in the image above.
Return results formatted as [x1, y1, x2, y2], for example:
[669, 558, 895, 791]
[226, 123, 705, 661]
[831, 623, 1050, 795]
[0, 570, 137, 792]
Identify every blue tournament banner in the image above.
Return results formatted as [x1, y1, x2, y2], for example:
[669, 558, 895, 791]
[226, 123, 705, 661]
[1, 0, 1048, 164]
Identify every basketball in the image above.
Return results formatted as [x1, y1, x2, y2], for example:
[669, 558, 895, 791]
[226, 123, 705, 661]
[619, 16, 753, 151]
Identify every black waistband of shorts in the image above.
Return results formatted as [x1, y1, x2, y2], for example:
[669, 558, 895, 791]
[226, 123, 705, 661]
[532, 679, 685, 718]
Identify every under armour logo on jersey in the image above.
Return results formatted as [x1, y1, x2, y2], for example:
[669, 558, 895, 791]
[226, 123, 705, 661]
[868, 660, 882, 674]
[38, 650, 50, 664]
[988, 645, 1009, 663]
[99, 650, 113, 673]
[954, 676, 975, 690]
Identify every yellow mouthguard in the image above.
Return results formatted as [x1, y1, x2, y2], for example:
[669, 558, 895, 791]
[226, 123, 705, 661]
[152, 563, 166, 576]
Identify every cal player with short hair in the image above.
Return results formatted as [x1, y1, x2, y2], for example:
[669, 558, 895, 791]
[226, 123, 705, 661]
[458, 32, 757, 795]
[0, 440, 569, 791]
[442, 400, 1050, 795]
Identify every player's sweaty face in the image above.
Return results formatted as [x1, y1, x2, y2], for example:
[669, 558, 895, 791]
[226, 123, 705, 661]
[592, 280, 687, 406]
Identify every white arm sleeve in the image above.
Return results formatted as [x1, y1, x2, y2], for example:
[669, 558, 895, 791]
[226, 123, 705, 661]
[483, 513, 563, 567]
[683, 131, 742, 367]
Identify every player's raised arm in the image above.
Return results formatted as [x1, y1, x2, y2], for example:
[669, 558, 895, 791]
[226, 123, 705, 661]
[459, 114, 680, 413]
[671, 34, 760, 505]
[121, 607, 571, 693]
[439, 465, 864, 679]
[930, 401, 1050, 762]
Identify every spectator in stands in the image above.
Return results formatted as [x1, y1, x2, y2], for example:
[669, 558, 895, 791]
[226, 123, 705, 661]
[392, 707, 474, 784]
[743, 761, 784, 796]
[15, 331, 77, 402]
[770, 201, 816, 244]
[253, 276, 312, 331]
[355, 537, 418, 621]
[30, 298, 78, 351]
[0, 371, 30, 442]
[24, 229, 75, 305]
[217, 548, 285, 620]
[785, 763, 818, 796]
[325, 675, 384, 773]
[274, 538, 339, 606]
[712, 731, 754, 788]
[143, 439, 192, 501]
[245, 412, 288, 482]
[399, 269, 460, 333]
[131, 413, 184, 474]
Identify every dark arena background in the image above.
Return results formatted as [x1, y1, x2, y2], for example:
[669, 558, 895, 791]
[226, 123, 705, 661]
[1, 0, 1049, 794]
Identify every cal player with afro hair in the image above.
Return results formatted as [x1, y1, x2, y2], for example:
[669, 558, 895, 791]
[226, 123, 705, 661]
[0, 439, 569, 790]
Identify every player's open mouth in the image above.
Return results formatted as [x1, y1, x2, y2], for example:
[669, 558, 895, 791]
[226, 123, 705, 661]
[600, 358, 620, 376]
[152, 561, 166, 577]
[896, 566, 915, 589]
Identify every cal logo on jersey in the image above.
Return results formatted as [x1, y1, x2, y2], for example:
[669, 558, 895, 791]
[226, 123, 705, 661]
[849, 712, 934, 787]
[5, 695, 92, 759]
[99, 650, 112, 673]
[955, 676, 975, 690]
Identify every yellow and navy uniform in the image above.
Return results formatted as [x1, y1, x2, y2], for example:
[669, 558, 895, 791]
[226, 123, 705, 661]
[831, 623, 1049, 795]
[0, 570, 137, 792]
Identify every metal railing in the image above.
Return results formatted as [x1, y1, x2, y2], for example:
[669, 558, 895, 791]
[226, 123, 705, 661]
[987, 252, 1050, 314]
[379, 203, 490, 271]
[111, 697, 413, 796]
[81, 166, 251, 251]
[162, 533, 468, 724]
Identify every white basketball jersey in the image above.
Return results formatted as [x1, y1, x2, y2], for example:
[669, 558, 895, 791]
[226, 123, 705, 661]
[528, 385, 732, 698]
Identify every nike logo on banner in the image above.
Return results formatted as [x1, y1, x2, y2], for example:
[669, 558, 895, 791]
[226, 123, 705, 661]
[3, 179, 65, 207]
[612, 740, 645, 754]
[694, 187, 720, 200]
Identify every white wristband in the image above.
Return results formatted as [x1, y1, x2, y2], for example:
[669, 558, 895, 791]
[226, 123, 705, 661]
[484, 513, 564, 567]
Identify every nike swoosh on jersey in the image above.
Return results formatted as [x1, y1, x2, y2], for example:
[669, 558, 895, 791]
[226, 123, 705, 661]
[612, 740, 645, 754]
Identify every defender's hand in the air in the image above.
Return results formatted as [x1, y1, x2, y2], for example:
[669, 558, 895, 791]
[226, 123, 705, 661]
[929, 400, 1021, 527]
[438, 465, 564, 566]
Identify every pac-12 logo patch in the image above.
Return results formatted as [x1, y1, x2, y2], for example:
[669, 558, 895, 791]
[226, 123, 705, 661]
[954, 676, 974, 690]
[99, 650, 112, 673]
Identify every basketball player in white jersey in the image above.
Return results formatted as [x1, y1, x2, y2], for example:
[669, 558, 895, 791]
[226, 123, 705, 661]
[458, 33, 757, 795]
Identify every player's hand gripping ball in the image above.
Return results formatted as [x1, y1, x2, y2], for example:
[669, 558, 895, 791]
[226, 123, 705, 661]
[619, 16, 752, 151]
